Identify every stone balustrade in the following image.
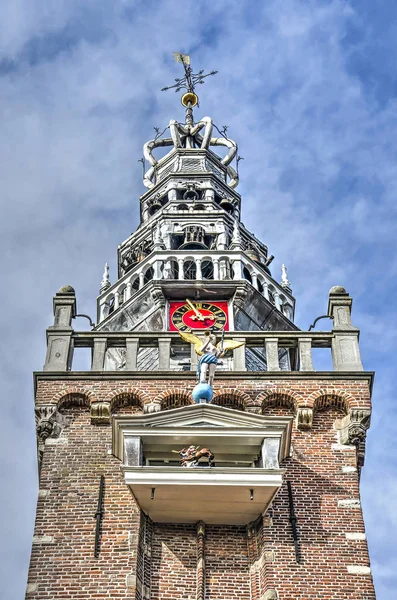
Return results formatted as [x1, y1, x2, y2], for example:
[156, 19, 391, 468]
[46, 329, 355, 373]
[44, 285, 363, 374]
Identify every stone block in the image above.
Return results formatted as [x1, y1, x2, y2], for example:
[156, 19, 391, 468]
[26, 583, 38, 594]
[32, 535, 55, 545]
[338, 499, 361, 508]
[347, 565, 371, 575]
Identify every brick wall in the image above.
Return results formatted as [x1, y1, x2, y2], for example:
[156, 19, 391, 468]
[26, 374, 376, 599]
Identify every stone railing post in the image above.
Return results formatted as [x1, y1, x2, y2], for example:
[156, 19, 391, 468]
[213, 258, 220, 280]
[92, 337, 107, 371]
[298, 337, 314, 372]
[265, 338, 280, 371]
[233, 337, 246, 370]
[195, 258, 202, 280]
[328, 286, 363, 371]
[178, 259, 184, 280]
[158, 337, 171, 370]
[44, 286, 76, 372]
[232, 258, 243, 280]
[126, 338, 139, 370]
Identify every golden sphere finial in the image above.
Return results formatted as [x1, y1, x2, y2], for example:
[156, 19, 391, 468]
[181, 92, 198, 107]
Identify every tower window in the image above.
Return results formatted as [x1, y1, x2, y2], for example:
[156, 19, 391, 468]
[144, 267, 154, 285]
[202, 260, 214, 280]
[243, 267, 252, 284]
[184, 260, 197, 280]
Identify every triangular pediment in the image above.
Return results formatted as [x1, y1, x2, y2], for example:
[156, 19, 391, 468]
[115, 403, 291, 430]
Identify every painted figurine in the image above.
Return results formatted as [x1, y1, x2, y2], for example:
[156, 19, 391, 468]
[176, 445, 215, 467]
[178, 329, 245, 385]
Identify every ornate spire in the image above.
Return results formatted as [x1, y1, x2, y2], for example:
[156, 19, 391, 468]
[280, 264, 292, 293]
[100, 263, 111, 294]
[230, 219, 242, 250]
[141, 53, 238, 190]
[153, 224, 165, 250]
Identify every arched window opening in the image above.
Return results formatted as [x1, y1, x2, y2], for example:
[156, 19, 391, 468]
[268, 288, 276, 306]
[193, 204, 205, 211]
[243, 267, 252, 284]
[177, 204, 189, 211]
[257, 279, 264, 293]
[131, 278, 139, 292]
[143, 267, 154, 285]
[219, 197, 234, 214]
[202, 260, 214, 280]
[184, 260, 197, 280]
[164, 260, 178, 280]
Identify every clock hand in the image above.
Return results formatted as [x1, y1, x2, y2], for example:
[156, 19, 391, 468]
[186, 298, 205, 321]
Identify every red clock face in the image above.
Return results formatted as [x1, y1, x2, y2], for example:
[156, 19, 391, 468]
[169, 301, 229, 332]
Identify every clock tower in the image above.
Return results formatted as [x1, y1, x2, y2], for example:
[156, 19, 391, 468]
[27, 55, 376, 599]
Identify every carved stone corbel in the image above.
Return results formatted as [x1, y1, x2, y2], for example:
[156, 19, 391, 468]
[337, 409, 371, 446]
[150, 287, 166, 309]
[245, 405, 261, 415]
[143, 402, 161, 414]
[90, 401, 111, 425]
[296, 408, 313, 430]
[234, 286, 248, 310]
[35, 406, 63, 441]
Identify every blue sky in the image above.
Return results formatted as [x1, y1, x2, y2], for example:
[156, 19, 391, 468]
[1, 0, 396, 597]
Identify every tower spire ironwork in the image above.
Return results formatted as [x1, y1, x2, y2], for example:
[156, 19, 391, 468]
[161, 53, 217, 125]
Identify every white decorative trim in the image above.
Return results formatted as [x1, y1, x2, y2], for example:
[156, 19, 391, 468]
[338, 499, 361, 508]
[346, 532, 366, 540]
[123, 466, 283, 488]
[342, 466, 357, 473]
[46, 437, 68, 445]
[32, 535, 55, 545]
[332, 443, 356, 451]
[347, 565, 371, 575]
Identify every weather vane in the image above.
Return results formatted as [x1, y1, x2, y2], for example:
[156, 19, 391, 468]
[161, 52, 217, 108]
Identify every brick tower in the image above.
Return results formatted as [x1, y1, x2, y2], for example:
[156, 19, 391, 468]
[27, 55, 376, 599]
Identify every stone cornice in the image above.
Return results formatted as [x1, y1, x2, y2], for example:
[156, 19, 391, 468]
[34, 370, 375, 394]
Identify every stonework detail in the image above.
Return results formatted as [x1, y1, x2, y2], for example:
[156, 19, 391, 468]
[296, 407, 313, 429]
[90, 401, 111, 424]
[337, 409, 371, 446]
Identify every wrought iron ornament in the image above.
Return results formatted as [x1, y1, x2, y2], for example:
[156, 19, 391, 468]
[287, 481, 301, 563]
[94, 475, 105, 558]
[161, 52, 218, 104]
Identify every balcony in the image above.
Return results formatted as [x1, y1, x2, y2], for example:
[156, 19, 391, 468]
[113, 403, 292, 525]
